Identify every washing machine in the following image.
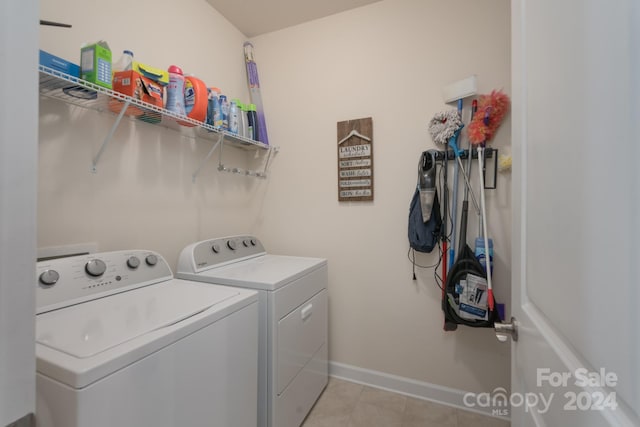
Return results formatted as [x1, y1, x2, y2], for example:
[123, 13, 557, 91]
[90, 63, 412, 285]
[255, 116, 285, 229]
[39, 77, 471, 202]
[35, 249, 258, 427]
[176, 235, 328, 427]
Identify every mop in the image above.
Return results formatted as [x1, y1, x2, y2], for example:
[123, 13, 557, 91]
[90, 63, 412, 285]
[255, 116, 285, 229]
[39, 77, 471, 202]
[468, 90, 510, 312]
[428, 109, 480, 272]
[448, 101, 463, 272]
[428, 110, 462, 287]
[457, 99, 479, 256]
[441, 75, 479, 271]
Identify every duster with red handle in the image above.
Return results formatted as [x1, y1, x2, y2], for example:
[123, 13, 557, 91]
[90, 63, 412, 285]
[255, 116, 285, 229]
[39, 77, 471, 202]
[467, 89, 510, 313]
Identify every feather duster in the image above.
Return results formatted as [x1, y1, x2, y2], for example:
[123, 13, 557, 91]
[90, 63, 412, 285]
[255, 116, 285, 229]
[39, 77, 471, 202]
[468, 90, 510, 145]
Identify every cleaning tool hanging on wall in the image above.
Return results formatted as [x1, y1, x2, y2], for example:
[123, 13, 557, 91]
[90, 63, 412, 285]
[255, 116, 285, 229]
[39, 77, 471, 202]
[447, 102, 464, 273]
[408, 150, 442, 253]
[468, 89, 510, 313]
[418, 150, 438, 222]
[408, 150, 442, 279]
[428, 110, 462, 285]
[441, 101, 494, 330]
[458, 100, 480, 253]
[243, 42, 269, 145]
[468, 90, 510, 144]
[428, 110, 463, 145]
[441, 76, 478, 274]
[428, 109, 479, 274]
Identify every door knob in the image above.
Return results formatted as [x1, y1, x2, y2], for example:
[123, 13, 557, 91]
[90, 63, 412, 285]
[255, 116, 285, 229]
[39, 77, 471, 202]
[495, 317, 518, 342]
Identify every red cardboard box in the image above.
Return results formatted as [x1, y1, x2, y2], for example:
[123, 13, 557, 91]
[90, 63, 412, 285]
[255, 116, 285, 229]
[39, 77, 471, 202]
[109, 70, 164, 118]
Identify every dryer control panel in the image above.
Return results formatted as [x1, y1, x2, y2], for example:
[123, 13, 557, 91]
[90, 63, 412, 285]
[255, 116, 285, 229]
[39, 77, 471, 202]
[36, 250, 173, 314]
[182, 235, 266, 272]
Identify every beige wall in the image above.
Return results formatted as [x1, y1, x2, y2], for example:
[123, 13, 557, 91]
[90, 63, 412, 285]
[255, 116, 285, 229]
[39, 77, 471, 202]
[38, 0, 511, 396]
[249, 0, 512, 393]
[38, 0, 260, 266]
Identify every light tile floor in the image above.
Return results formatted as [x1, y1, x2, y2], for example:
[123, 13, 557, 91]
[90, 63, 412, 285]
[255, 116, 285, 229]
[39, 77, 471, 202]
[302, 377, 510, 427]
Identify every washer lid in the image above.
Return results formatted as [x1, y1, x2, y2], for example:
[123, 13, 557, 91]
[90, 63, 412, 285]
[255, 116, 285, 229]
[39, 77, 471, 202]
[188, 254, 327, 291]
[36, 280, 240, 359]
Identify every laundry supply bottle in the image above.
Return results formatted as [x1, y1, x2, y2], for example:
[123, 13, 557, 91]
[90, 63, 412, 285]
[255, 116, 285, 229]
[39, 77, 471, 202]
[246, 103, 255, 140]
[248, 103, 258, 141]
[212, 88, 223, 128]
[112, 50, 134, 73]
[184, 74, 196, 115]
[219, 94, 229, 130]
[206, 87, 221, 128]
[229, 99, 239, 135]
[166, 65, 186, 116]
[235, 100, 248, 138]
[181, 75, 207, 124]
[241, 103, 250, 138]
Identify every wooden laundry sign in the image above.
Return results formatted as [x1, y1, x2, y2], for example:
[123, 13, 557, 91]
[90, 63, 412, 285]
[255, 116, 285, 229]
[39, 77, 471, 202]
[337, 117, 373, 201]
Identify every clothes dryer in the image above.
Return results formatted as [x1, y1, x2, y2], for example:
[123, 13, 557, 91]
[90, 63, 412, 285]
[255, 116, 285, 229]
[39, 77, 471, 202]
[177, 236, 328, 427]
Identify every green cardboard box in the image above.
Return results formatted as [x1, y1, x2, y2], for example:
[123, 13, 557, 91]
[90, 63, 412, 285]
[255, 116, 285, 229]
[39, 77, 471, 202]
[81, 41, 112, 89]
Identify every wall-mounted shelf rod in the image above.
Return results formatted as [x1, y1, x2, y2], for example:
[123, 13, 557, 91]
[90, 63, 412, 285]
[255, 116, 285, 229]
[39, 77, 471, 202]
[425, 148, 499, 190]
[432, 147, 497, 161]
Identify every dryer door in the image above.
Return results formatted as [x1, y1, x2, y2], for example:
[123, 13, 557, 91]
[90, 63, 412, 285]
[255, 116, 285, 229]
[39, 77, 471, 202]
[277, 289, 327, 394]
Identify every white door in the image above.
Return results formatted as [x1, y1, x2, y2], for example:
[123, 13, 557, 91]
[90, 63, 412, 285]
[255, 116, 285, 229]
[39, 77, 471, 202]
[510, 0, 639, 425]
[0, 0, 38, 426]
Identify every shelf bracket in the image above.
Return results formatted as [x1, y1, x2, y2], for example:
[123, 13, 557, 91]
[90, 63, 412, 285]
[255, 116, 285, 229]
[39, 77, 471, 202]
[256, 146, 277, 178]
[90, 99, 131, 173]
[192, 132, 224, 183]
[217, 141, 278, 178]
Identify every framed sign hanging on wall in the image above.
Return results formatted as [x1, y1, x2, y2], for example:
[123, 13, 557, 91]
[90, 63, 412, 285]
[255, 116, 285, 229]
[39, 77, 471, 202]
[337, 117, 373, 202]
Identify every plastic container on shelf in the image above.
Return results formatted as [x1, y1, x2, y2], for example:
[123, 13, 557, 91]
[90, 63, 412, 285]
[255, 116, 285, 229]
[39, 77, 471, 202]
[184, 75, 195, 115]
[180, 75, 207, 126]
[248, 104, 258, 141]
[166, 65, 186, 116]
[219, 95, 229, 130]
[228, 99, 239, 135]
[112, 50, 134, 73]
[207, 87, 220, 126]
[234, 100, 247, 138]
[241, 103, 251, 138]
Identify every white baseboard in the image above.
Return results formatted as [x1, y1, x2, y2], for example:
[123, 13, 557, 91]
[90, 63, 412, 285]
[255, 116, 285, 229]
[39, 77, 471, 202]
[329, 361, 510, 421]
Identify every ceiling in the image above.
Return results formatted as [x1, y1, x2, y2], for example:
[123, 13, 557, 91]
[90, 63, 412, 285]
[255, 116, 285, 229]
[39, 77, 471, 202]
[206, 0, 383, 38]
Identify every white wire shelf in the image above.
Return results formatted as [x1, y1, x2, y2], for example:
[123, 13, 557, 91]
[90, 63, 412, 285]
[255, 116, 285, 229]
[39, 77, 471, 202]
[39, 65, 277, 178]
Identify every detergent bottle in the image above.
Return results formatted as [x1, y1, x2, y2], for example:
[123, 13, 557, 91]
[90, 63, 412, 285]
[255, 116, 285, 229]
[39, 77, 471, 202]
[248, 104, 258, 141]
[112, 50, 134, 73]
[228, 99, 239, 135]
[219, 94, 229, 130]
[206, 87, 222, 128]
[166, 65, 186, 116]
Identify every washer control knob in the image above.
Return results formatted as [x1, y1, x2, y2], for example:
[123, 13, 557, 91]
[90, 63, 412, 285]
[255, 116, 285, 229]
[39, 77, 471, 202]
[39, 270, 60, 286]
[127, 256, 140, 269]
[85, 259, 107, 277]
[250, 238, 257, 246]
[145, 254, 158, 266]
[243, 239, 251, 247]
[227, 240, 237, 251]
[212, 244, 221, 254]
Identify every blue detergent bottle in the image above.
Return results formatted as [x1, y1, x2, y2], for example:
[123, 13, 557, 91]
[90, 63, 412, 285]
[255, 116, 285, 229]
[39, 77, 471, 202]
[206, 87, 221, 128]
[228, 99, 239, 134]
[219, 95, 229, 130]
